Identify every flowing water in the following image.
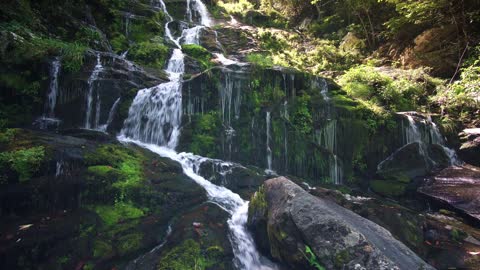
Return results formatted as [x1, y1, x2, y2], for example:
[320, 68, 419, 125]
[85, 53, 104, 129]
[46, 57, 61, 117]
[266, 111, 274, 174]
[99, 97, 121, 132]
[119, 2, 277, 268]
[402, 113, 461, 166]
[315, 120, 343, 184]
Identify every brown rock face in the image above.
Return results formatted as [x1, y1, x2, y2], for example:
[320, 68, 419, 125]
[248, 177, 435, 270]
[419, 165, 480, 224]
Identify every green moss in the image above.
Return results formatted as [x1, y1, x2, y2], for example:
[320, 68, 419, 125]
[93, 202, 144, 227]
[370, 180, 406, 197]
[334, 250, 350, 268]
[85, 144, 144, 189]
[188, 112, 220, 157]
[158, 239, 217, 270]
[182, 44, 213, 70]
[130, 40, 169, 69]
[117, 233, 143, 256]
[93, 240, 113, 258]
[87, 165, 116, 177]
[0, 146, 45, 181]
[249, 185, 267, 214]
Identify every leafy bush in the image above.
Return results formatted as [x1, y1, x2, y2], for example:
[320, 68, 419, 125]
[338, 65, 435, 112]
[246, 53, 273, 68]
[0, 146, 45, 181]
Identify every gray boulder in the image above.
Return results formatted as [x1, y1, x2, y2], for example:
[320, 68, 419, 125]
[248, 177, 435, 270]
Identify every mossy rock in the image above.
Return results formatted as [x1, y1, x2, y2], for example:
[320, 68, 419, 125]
[117, 233, 144, 256]
[370, 180, 407, 197]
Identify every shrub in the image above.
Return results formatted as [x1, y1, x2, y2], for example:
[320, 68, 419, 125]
[246, 53, 273, 68]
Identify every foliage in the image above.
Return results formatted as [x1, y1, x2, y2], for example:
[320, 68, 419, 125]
[338, 65, 439, 112]
[432, 45, 480, 123]
[304, 245, 325, 270]
[292, 94, 313, 135]
[217, 0, 255, 16]
[118, 233, 144, 255]
[0, 146, 45, 182]
[246, 53, 273, 68]
[182, 44, 213, 70]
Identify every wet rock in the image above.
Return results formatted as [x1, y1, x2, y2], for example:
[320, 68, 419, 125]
[458, 128, 480, 166]
[248, 177, 434, 270]
[197, 160, 266, 199]
[419, 165, 480, 225]
[54, 51, 164, 133]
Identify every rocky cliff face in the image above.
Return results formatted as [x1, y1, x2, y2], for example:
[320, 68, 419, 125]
[248, 177, 434, 270]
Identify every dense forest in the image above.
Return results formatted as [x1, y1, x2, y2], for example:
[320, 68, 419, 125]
[0, 0, 479, 270]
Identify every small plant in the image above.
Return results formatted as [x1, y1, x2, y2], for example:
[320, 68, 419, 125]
[304, 245, 325, 270]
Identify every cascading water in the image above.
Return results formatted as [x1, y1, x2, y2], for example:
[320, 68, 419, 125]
[85, 53, 103, 129]
[401, 113, 461, 166]
[35, 57, 62, 129]
[99, 97, 121, 132]
[316, 120, 343, 184]
[119, 1, 277, 269]
[45, 57, 61, 118]
[265, 111, 274, 174]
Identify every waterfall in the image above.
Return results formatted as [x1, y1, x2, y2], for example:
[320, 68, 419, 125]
[125, 12, 133, 39]
[180, 25, 204, 45]
[220, 72, 233, 127]
[266, 111, 274, 174]
[85, 53, 103, 129]
[186, 0, 193, 22]
[400, 113, 461, 166]
[45, 57, 61, 118]
[316, 120, 342, 184]
[99, 97, 121, 132]
[119, 2, 276, 269]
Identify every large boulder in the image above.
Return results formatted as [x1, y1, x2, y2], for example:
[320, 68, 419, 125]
[458, 128, 480, 166]
[248, 177, 434, 270]
[419, 165, 480, 225]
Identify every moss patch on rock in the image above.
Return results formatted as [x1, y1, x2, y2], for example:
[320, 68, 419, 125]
[370, 180, 407, 197]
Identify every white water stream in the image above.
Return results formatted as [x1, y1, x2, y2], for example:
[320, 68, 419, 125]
[120, 1, 277, 269]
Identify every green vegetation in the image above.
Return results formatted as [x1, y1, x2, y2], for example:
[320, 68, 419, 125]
[189, 112, 220, 157]
[182, 44, 213, 70]
[338, 65, 441, 112]
[304, 245, 325, 270]
[86, 144, 144, 189]
[130, 40, 169, 69]
[0, 146, 45, 182]
[246, 53, 273, 68]
[93, 202, 145, 227]
[118, 233, 144, 255]
[370, 180, 407, 197]
[158, 239, 219, 270]
[249, 185, 267, 214]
